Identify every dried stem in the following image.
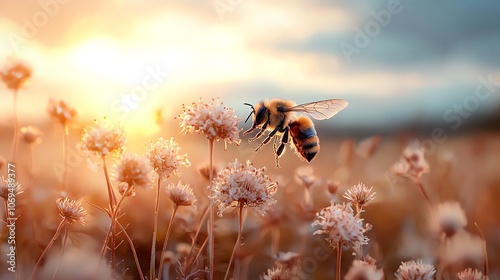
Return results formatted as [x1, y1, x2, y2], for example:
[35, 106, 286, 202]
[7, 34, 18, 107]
[11, 90, 19, 161]
[150, 178, 162, 280]
[208, 139, 215, 280]
[30, 218, 66, 280]
[116, 220, 145, 280]
[52, 224, 68, 279]
[100, 185, 130, 259]
[336, 241, 342, 280]
[158, 205, 179, 280]
[101, 155, 117, 211]
[271, 226, 280, 256]
[475, 222, 489, 278]
[184, 205, 209, 273]
[224, 202, 244, 280]
[61, 123, 69, 192]
[415, 179, 432, 208]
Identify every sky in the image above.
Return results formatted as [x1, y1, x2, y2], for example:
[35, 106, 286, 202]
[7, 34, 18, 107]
[1, 0, 500, 136]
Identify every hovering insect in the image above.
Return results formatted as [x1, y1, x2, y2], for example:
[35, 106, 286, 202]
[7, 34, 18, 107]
[243, 98, 348, 167]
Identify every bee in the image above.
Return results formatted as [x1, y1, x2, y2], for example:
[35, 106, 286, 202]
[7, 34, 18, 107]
[243, 98, 348, 167]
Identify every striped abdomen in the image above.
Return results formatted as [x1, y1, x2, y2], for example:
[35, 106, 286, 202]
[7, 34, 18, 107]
[289, 116, 319, 162]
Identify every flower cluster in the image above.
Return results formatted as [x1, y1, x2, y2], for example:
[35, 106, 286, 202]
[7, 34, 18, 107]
[116, 153, 152, 189]
[394, 259, 436, 280]
[343, 182, 376, 209]
[0, 176, 22, 200]
[431, 201, 467, 237]
[345, 260, 384, 280]
[20, 126, 43, 145]
[146, 137, 190, 179]
[47, 98, 77, 125]
[457, 268, 485, 280]
[81, 121, 126, 157]
[391, 140, 429, 180]
[212, 159, 277, 216]
[312, 202, 368, 252]
[57, 197, 88, 225]
[177, 98, 241, 146]
[1, 57, 32, 91]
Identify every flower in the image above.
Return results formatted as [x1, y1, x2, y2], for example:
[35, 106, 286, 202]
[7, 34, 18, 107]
[198, 162, 218, 181]
[344, 260, 384, 280]
[273, 252, 300, 269]
[312, 202, 368, 252]
[146, 137, 190, 179]
[81, 120, 126, 157]
[56, 197, 88, 225]
[20, 126, 42, 145]
[1, 57, 31, 91]
[117, 182, 135, 197]
[212, 159, 277, 216]
[47, 98, 77, 125]
[177, 98, 241, 146]
[441, 230, 483, 267]
[391, 140, 429, 180]
[343, 182, 376, 209]
[166, 182, 197, 207]
[457, 268, 486, 280]
[0, 176, 23, 200]
[116, 154, 152, 189]
[261, 267, 296, 280]
[431, 201, 467, 237]
[394, 259, 436, 280]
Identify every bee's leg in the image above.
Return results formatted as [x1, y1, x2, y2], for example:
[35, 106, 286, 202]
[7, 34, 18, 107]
[276, 127, 289, 157]
[248, 122, 268, 141]
[255, 126, 279, 151]
[273, 137, 281, 168]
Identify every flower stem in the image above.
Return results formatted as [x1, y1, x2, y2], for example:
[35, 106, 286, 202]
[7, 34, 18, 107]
[61, 123, 69, 193]
[184, 205, 209, 273]
[208, 139, 215, 280]
[415, 179, 432, 208]
[30, 219, 66, 280]
[475, 222, 489, 278]
[158, 205, 178, 280]
[336, 241, 342, 280]
[11, 90, 19, 162]
[102, 155, 117, 211]
[100, 185, 129, 259]
[224, 202, 244, 280]
[150, 178, 162, 280]
[116, 220, 145, 280]
[52, 224, 68, 279]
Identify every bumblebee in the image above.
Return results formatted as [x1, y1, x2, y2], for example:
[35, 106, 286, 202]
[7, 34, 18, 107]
[243, 98, 348, 167]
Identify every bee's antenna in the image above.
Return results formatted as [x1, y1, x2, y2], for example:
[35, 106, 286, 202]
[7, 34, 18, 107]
[244, 103, 254, 123]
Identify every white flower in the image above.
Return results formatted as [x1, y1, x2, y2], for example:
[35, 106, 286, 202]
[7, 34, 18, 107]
[345, 260, 384, 280]
[395, 259, 436, 280]
[431, 201, 467, 237]
[146, 137, 190, 179]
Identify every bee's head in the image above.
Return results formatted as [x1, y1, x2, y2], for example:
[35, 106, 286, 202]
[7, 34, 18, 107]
[244, 101, 268, 126]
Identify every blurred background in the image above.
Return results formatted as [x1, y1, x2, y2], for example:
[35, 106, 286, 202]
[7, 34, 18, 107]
[1, 0, 500, 279]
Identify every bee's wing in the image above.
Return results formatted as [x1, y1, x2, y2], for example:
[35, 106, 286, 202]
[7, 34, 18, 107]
[284, 99, 348, 120]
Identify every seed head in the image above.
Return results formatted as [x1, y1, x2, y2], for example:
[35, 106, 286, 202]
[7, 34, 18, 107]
[345, 260, 384, 280]
[177, 98, 241, 146]
[81, 120, 126, 157]
[457, 268, 486, 280]
[57, 197, 88, 225]
[117, 182, 135, 197]
[116, 153, 152, 189]
[395, 259, 436, 280]
[312, 202, 368, 252]
[146, 137, 190, 179]
[343, 182, 376, 208]
[212, 159, 277, 216]
[0, 176, 23, 200]
[166, 181, 197, 207]
[47, 98, 77, 125]
[1, 57, 31, 91]
[441, 230, 483, 267]
[20, 126, 42, 145]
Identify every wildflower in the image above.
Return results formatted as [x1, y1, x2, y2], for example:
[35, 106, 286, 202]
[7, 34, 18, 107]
[343, 182, 376, 209]
[175, 243, 191, 257]
[394, 259, 436, 280]
[391, 140, 429, 180]
[146, 137, 190, 179]
[273, 252, 300, 269]
[56, 197, 88, 225]
[457, 268, 486, 280]
[116, 154, 152, 189]
[0, 176, 22, 200]
[431, 201, 467, 237]
[81, 121, 126, 157]
[312, 202, 368, 252]
[47, 98, 77, 125]
[356, 135, 382, 159]
[177, 98, 241, 147]
[441, 230, 483, 267]
[1, 57, 31, 91]
[166, 182, 197, 207]
[20, 126, 42, 145]
[212, 159, 277, 216]
[261, 267, 295, 280]
[344, 260, 384, 280]
[327, 180, 339, 196]
[198, 162, 218, 181]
